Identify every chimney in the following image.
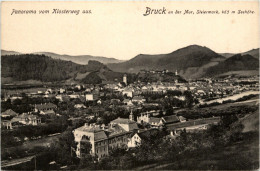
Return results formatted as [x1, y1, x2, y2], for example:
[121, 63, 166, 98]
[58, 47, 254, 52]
[170, 131, 174, 136]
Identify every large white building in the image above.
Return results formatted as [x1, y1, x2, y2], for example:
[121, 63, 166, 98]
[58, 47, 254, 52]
[73, 117, 139, 158]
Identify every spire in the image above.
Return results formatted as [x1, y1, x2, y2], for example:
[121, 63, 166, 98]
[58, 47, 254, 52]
[129, 109, 134, 121]
[123, 74, 127, 85]
[175, 70, 178, 76]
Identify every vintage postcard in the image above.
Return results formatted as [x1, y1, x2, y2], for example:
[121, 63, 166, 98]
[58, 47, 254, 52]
[1, 1, 259, 170]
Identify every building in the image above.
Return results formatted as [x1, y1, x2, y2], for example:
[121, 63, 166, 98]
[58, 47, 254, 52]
[59, 88, 66, 94]
[11, 113, 41, 126]
[74, 104, 87, 109]
[86, 93, 99, 101]
[137, 112, 164, 127]
[34, 103, 57, 113]
[56, 95, 63, 101]
[1, 120, 13, 129]
[1, 109, 18, 118]
[137, 113, 185, 127]
[123, 74, 127, 85]
[73, 117, 139, 159]
[128, 128, 159, 148]
[132, 96, 146, 104]
[122, 88, 134, 98]
[129, 110, 134, 121]
[39, 109, 55, 115]
[123, 99, 133, 106]
[167, 117, 220, 135]
[69, 94, 80, 99]
[161, 115, 180, 125]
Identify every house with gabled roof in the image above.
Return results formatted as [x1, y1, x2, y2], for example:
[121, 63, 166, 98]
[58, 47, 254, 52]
[123, 99, 133, 106]
[1, 109, 18, 118]
[161, 115, 180, 125]
[11, 113, 41, 126]
[34, 103, 57, 113]
[128, 128, 159, 148]
[132, 96, 146, 104]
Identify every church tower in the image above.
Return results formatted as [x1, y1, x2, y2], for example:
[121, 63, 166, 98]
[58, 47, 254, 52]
[129, 110, 134, 121]
[123, 74, 127, 85]
[175, 70, 178, 76]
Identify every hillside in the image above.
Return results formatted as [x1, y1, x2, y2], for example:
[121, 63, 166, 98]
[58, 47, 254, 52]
[108, 45, 259, 79]
[205, 54, 259, 77]
[242, 49, 259, 59]
[1, 54, 124, 84]
[219, 48, 259, 59]
[136, 71, 186, 83]
[108, 45, 225, 79]
[1, 50, 123, 65]
[1, 50, 21, 56]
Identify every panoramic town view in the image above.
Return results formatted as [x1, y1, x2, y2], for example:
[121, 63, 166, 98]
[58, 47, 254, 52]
[1, 1, 259, 170]
[1, 44, 259, 170]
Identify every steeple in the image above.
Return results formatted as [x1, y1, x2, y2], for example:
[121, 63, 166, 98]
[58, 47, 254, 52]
[129, 110, 134, 121]
[123, 74, 127, 85]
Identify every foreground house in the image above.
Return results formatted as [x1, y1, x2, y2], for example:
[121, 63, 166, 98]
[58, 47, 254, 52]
[128, 128, 159, 148]
[73, 117, 138, 158]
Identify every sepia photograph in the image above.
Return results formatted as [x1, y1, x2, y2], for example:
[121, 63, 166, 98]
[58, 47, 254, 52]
[1, 1, 259, 170]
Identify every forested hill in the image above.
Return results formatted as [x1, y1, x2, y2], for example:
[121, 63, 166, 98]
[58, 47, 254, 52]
[1, 54, 116, 83]
[204, 54, 259, 77]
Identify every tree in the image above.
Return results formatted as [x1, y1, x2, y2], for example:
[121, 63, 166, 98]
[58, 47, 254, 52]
[50, 127, 79, 166]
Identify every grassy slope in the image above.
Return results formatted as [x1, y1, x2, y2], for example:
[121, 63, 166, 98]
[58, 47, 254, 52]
[136, 98, 259, 170]
[159, 134, 259, 170]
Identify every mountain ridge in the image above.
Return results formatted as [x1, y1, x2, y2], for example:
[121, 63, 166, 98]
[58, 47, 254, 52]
[107, 45, 226, 79]
[1, 54, 125, 84]
[1, 50, 124, 65]
[107, 45, 259, 79]
[2, 45, 259, 81]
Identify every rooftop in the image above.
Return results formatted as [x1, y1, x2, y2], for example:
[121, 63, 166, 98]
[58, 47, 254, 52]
[162, 115, 180, 123]
[35, 103, 57, 110]
[167, 117, 220, 130]
[110, 117, 136, 124]
[2, 109, 18, 117]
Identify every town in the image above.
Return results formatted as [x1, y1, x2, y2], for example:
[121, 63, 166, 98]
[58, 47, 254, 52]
[1, 70, 259, 170]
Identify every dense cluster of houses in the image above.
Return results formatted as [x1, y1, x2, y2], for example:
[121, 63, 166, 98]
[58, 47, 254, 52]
[1, 72, 258, 161]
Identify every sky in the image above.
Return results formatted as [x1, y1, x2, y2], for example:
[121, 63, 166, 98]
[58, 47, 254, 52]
[1, 1, 259, 60]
